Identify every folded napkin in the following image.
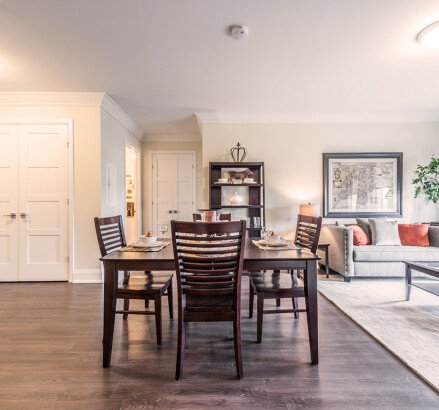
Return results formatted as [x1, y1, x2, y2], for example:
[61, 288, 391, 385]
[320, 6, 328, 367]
[119, 241, 170, 252]
[252, 239, 299, 251]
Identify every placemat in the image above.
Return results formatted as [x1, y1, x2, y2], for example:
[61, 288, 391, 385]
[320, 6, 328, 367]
[119, 241, 171, 252]
[252, 239, 299, 251]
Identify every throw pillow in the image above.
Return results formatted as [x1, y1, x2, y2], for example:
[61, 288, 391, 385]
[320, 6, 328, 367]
[347, 225, 370, 246]
[398, 224, 430, 247]
[356, 217, 387, 243]
[368, 219, 401, 246]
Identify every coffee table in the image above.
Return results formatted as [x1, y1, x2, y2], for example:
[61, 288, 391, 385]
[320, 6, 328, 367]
[404, 261, 439, 301]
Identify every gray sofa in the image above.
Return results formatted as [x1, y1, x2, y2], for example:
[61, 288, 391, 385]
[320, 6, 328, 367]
[318, 225, 439, 280]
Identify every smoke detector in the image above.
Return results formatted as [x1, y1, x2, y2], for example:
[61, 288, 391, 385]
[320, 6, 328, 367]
[229, 25, 248, 40]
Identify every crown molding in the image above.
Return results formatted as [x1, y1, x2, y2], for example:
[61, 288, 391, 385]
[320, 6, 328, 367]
[0, 92, 144, 140]
[101, 94, 144, 140]
[143, 133, 201, 142]
[195, 111, 439, 124]
[0, 92, 106, 106]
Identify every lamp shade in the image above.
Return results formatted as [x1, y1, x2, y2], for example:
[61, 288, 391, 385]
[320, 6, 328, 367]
[299, 203, 321, 217]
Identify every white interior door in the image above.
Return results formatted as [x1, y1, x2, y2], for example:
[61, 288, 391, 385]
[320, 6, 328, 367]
[0, 125, 19, 281]
[151, 152, 195, 238]
[18, 125, 69, 281]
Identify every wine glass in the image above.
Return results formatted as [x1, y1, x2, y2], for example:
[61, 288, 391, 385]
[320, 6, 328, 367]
[158, 224, 168, 238]
[264, 227, 273, 242]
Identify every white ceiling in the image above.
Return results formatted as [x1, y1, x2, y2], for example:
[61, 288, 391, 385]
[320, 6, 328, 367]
[1, 0, 439, 136]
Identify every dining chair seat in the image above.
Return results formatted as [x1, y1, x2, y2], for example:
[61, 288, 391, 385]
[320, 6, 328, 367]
[118, 275, 173, 294]
[249, 271, 305, 295]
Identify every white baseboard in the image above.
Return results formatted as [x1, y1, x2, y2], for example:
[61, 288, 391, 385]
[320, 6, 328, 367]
[72, 269, 103, 283]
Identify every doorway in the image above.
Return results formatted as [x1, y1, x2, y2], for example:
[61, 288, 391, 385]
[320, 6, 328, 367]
[125, 145, 140, 244]
[150, 151, 196, 238]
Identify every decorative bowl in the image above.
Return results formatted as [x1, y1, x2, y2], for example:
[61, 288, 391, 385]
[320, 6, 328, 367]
[138, 235, 157, 246]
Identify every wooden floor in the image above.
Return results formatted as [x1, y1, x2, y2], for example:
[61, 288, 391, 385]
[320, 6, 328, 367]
[0, 272, 438, 409]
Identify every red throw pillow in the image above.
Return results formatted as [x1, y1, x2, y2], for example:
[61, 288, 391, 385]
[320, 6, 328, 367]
[398, 224, 430, 246]
[347, 225, 370, 246]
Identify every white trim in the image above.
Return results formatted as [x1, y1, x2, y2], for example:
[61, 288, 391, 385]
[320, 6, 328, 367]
[0, 119, 75, 282]
[0, 92, 144, 140]
[101, 94, 144, 140]
[149, 150, 197, 232]
[143, 133, 201, 142]
[72, 269, 103, 283]
[0, 92, 105, 106]
[195, 111, 439, 124]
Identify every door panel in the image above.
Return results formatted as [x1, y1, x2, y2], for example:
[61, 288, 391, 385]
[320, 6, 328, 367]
[18, 125, 69, 281]
[152, 153, 195, 237]
[0, 125, 19, 281]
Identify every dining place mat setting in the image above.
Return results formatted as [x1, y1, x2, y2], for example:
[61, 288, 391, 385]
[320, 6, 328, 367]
[119, 241, 171, 252]
[252, 239, 299, 251]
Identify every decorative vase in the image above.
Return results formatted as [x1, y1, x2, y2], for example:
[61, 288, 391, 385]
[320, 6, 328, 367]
[228, 192, 244, 205]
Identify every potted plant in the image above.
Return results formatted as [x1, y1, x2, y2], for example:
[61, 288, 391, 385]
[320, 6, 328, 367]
[413, 156, 439, 204]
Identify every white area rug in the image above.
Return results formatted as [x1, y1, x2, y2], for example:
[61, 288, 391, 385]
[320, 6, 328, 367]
[318, 279, 439, 392]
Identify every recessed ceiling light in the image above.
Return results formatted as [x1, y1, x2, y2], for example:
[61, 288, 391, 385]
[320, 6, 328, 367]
[417, 21, 439, 48]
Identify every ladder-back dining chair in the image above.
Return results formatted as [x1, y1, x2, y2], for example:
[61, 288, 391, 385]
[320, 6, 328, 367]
[192, 213, 232, 222]
[94, 215, 173, 344]
[171, 220, 246, 380]
[248, 214, 322, 342]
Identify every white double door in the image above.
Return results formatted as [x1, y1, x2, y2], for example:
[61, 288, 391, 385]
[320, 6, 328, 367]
[0, 124, 69, 282]
[151, 152, 196, 237]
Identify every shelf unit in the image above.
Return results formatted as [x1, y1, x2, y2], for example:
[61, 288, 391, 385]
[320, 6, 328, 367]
[209, 162, 265, 238]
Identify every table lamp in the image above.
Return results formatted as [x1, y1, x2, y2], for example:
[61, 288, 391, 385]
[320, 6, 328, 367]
[299, 203, 321, 217]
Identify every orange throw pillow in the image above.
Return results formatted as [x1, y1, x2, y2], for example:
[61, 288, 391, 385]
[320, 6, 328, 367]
[398, 224, 430, 246]
[347, 225, 370, 246]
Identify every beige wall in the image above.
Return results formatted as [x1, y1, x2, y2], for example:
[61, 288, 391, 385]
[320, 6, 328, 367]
[142, 140, 202, 233]
[202, 122, 439, 237]
[0, 105, 101, 272]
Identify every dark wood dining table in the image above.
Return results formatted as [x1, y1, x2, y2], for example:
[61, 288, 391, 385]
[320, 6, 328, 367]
[101, 239, 320, 369]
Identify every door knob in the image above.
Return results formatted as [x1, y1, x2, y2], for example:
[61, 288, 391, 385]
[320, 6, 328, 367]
[173, 210, 178, 214]
[2, 213, 16, 218]
[20, 212, 29, 218]
[168, 210, 172, 214]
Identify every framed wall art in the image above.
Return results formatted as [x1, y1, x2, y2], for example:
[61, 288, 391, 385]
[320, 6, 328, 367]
[323, 153, 403, 218]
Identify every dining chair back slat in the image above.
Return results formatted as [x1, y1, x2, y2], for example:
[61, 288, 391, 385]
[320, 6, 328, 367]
[294, 214, 323, 254]
[193, 213, 232, 222]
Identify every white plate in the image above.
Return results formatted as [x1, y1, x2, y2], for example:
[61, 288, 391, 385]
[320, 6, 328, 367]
[131, 241, 163, 248]
[259, 239, 288, 247]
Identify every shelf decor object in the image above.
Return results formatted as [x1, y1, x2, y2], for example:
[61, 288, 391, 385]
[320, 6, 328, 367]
[323, 152, 403, 218]
[230, 142, 248, 162]
[209, 161, 265, 238]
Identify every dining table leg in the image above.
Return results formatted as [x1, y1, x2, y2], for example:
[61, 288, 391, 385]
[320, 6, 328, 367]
[103, 260, 118, 368]
[304, 259, 318, 365]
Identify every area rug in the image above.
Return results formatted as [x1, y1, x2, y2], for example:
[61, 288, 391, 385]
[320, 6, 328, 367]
[318, 279, 439, 392]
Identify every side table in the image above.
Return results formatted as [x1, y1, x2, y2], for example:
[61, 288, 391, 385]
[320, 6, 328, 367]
[318, 243, 330, 278]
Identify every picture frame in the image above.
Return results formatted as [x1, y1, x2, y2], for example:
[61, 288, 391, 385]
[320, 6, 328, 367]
[323, 152, 403, 218]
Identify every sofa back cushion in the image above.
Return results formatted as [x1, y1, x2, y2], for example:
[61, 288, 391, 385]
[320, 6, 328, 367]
[369, 219, 401, 246]
[398, 224, 430, 247]
[347, 225, 370, 246]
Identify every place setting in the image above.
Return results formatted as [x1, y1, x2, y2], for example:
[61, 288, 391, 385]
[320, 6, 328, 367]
[253, 227, 299, 251]
[120, 224, 170, 252]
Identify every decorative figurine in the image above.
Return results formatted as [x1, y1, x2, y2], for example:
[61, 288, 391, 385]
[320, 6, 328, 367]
[227, 169, 253, 184]
[230, 142, 248, 162]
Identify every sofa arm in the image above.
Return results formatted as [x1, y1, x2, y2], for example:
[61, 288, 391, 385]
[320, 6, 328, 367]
[428, 226, 439, 247]
[319, 225, 354, 277]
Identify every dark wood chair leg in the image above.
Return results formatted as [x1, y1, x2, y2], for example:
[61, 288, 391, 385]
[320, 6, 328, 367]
[123, 298, 129, 320]
[154, 294, 162, 345]
[249, 286, 254, 318]
[123, 270, 129, 285]
[292, 298, 298, 319]
[276, 298, 281, 307]
[145, 299, 149, 308]
[175, 311, 186, 380]
[233, 312, 243, 379]
[257, 292, 264, 343]
[168, 279, 174, 319]
[145, 271, 152, 308]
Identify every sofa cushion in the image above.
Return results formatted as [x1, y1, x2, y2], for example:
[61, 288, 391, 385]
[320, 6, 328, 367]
[353, 245, 439, 262]
[398, 224, 430, 246]
[369, 219, 401, 246]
